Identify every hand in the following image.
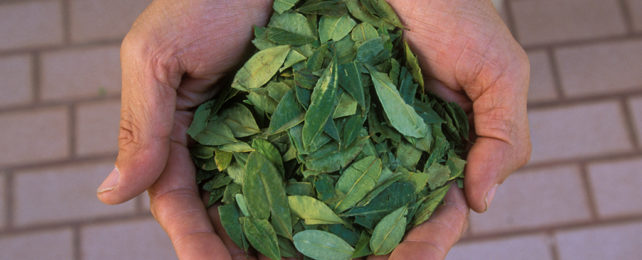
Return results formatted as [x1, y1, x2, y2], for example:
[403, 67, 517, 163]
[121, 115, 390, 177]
[96, 0, 272, 259]
[377, 0, 531, 258]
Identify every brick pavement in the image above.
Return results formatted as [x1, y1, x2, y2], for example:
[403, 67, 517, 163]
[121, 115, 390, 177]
[0, 0, 640, 259]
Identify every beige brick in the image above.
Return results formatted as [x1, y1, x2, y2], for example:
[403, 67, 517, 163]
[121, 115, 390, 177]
[81, 218, 175, 260]
[0, 54, 32, 108]
[511, 0, 627, 46]
[76, 99, 120, 156]
[141, 190, 151, 212]
[556, 221, 642, 260]
[70, 0, 151, 43]
[447, 234, 552, 260]
[14, 161, 135, 226]
[41, 45, 121, 101]
[0, 1, 63, 50]
[0, 173, 5, 229]
[527, 50, 557, 103]
[0, 228, 73, 260]
[470, 166, 591, 234]
[556, 40, 642, 97]
[587, 158, 642, 218]
[529, 102, 632, 164]
[0, 107, 69, 167]
[629, 97, 642, 146]
[629, 0, 642, 31]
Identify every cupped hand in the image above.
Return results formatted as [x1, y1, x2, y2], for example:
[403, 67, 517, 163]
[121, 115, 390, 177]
[377, 0, 531, 258]
[96, 0, 272, 259]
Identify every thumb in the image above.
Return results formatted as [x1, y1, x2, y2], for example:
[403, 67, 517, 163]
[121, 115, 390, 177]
[97, 34, 181, 205]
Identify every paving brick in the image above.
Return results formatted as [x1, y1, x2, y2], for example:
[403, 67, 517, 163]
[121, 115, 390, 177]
[529, 102, 633, 164]
[141, 190, 151, 212]
[526, 50, 557, 103]
[587, 158, 642, 218]
[629, 0, 642, 31]
[555, 40, 642, 97]
[41, 45, 121, 101]
[0, 228, 73, 260]
[0, 1, 63, 50]
[469, 166, 591, 234]
[629, 97, 642, 146]
[0, 54, 32, 108]
[81, 218, 175, 260]
[0, 173, 5, 229]
[70, 0, 151, 43]
[76, 99, 121, 156]
[511, 0, 627, 46]
[556, 221, 642, 260]
[14, 161, 135, 226]
[447, 234, 552, 260]
[0, 107, 69, 167]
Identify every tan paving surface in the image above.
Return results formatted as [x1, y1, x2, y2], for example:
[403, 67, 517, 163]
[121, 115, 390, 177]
[0, 0, 641, 259]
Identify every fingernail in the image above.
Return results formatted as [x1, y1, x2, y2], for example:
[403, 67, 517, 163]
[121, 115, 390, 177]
[97, 167, 120, 193]
[484, 184, 498, 211]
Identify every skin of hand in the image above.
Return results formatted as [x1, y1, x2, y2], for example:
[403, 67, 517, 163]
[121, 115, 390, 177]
[96, 0, 530, 259]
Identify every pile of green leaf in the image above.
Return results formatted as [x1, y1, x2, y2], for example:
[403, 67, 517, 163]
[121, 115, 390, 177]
[187, 0, 470, 259]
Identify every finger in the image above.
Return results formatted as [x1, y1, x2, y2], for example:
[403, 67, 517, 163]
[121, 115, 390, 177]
[389, 184, 469, 260]
[208, 205, 258, 260]
[149, 141, 231, 260]
[463, 58, 532, 212]
[96, 22, 183, 204]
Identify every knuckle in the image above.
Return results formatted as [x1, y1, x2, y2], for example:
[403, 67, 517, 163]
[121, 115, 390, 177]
[118, 107, 144, 152]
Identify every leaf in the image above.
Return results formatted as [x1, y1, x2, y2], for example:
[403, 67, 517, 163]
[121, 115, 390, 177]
[288, 195, 345, 225]
[398, 66, 417, 105]
[242, 152, 292, 238]
[236, 194, 250, 217]
[268, 89, 305, 134]
[341, 115, 364, 148]
[356, 38, 387, 64]
[251, 139, 285, 177]
[333, 92, 358, 118]
[369, 69, 428, 138]
[396, 141, 422, 169]
[240, 217, 281, 260]
[273, 0, 299, 14]
[186, 99, 215, 138]
[351, 22, 379, 43]
[338, 62, 366, 110]
[302, 57, 339, 151]
[266, 12, 316, 45]
[281, 49, 307, 72]
[413, 184, 450, 226]
[370, 206, 408, 255]
[404, 41, 424, 88]
[345, 0, 391, 29]
[218, 142, 255, 153]
[219, 204, 249, 251]
[425, 162, 450, 190]
[447, 152, 467, 180]
[319, 15, 357, 43]
[352, 232, 372, 258]
[304, 136, 366, 173]
[293, 230, 355, 260]
[334, 156, 382, 213]
[219, 103, 261, 138]
[253, 26, 278, 50]
[297, 0, 348, 16]
[286, 181, 315, 196]
[361, 0, 404, 28]
[232, 45, 291, 91]
[192, 120, 239, 146]
[191, 145, 215, 159]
